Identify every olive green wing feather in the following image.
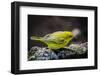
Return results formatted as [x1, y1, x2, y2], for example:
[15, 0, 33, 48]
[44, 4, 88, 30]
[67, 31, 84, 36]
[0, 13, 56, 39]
[43, 35, 65, 44]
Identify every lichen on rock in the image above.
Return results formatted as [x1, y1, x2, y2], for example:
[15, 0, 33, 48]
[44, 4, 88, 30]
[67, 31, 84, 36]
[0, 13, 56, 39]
[28, 46, 58, 60]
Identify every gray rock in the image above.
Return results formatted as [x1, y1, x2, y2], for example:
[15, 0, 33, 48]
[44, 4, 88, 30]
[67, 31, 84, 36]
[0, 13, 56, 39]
[28, 46, 58, 60]
[57, 48, 76, 59]
[69, 42, 87, 54]
[28, 42, 88, 60]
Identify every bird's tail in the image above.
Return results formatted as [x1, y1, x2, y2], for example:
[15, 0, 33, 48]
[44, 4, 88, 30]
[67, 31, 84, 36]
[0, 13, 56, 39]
[30, 36, 42, 41]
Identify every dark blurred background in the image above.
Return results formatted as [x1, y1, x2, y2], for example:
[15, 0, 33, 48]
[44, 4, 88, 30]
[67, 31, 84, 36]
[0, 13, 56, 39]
[28, 15, 88, 51]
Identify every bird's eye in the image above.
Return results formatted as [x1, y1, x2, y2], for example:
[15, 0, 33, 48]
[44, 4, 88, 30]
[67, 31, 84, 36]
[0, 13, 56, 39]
[69, 35, 72, 37]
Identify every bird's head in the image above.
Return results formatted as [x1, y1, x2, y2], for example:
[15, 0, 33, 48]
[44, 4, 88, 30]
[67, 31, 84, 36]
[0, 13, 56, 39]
[65, 32, 74, 39]
[65, 28, 81, 40]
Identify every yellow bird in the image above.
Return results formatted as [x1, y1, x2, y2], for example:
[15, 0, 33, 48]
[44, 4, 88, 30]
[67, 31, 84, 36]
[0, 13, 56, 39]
[31, 29, 80, 49]
[30, 31, 75, 49]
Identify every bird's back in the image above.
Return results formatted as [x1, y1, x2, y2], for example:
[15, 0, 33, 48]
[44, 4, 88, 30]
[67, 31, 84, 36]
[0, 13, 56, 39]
[42, 31, 72, 49]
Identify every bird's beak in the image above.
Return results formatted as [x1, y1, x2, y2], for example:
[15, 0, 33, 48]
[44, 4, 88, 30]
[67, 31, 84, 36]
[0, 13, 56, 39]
[72, 28, 81, 38]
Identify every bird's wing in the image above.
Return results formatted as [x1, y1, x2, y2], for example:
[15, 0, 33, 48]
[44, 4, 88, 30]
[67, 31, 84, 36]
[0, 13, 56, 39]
[54, 38, 65, 44]
[45, 36, 65, 44]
